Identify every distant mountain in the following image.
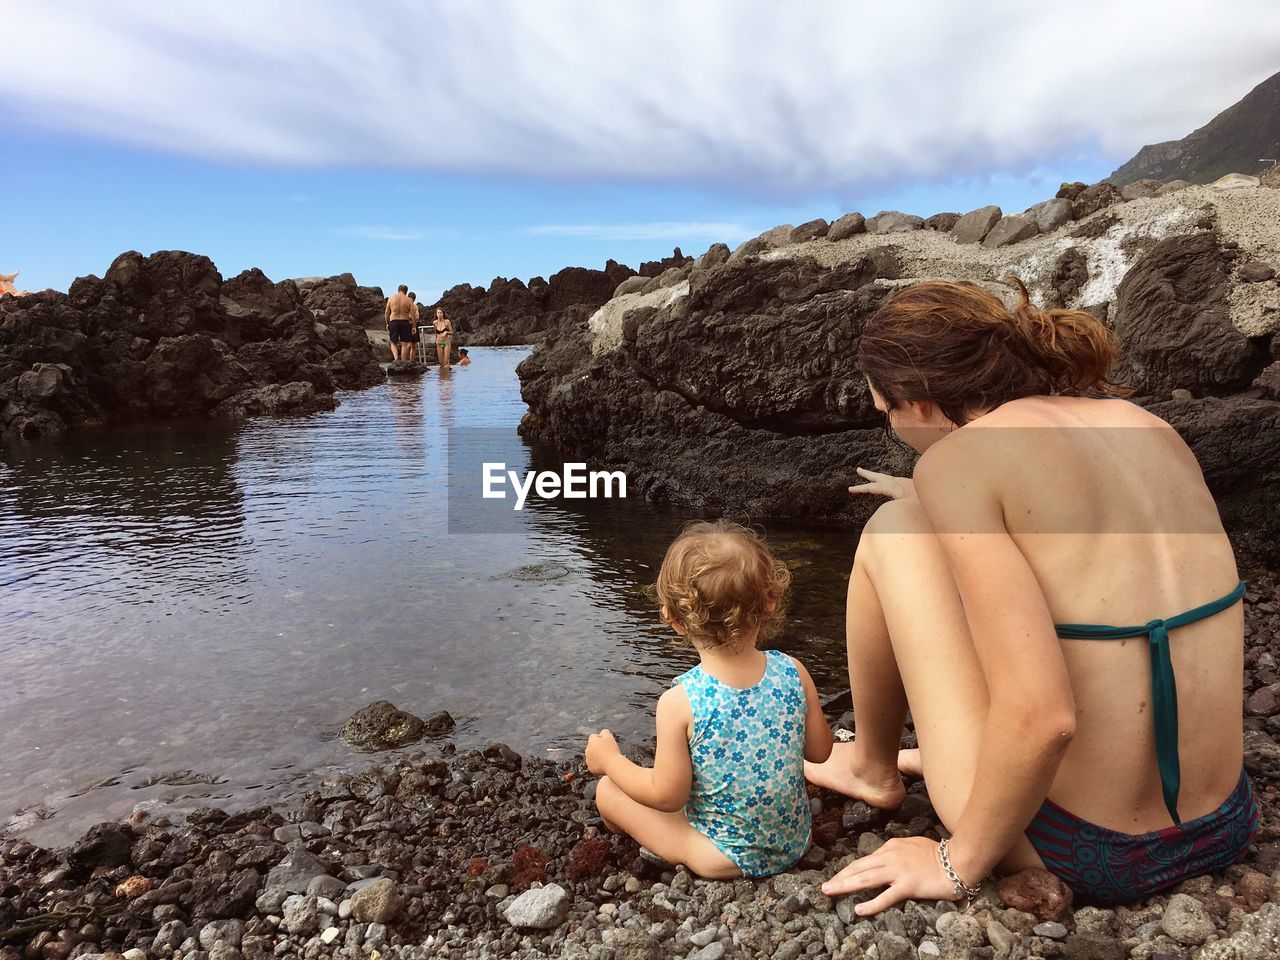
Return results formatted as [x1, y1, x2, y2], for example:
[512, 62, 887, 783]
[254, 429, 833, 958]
[1108, 69, 1280, 186]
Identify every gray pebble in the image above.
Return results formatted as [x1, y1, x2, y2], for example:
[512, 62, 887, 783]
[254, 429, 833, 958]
[1033, 920, 1068, 940]
[689, 943, 725, 960]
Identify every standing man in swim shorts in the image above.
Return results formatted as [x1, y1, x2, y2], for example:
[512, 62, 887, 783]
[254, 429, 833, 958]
[385, 284, 416, 362]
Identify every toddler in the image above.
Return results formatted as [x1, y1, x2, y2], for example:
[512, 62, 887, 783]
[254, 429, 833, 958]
[586, 520, 833, 878]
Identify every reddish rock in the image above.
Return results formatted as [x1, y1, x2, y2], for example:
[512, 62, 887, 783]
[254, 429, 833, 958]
[996, 868, 1073, 921]
[1234, 868, 1270, 911]
[813, 809, 843, 848]
[1247, 682, 1280, 716]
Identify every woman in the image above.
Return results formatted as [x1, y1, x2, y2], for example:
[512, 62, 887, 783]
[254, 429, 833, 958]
[806, 278, 1256, 914]
[433, 308, 454, 369]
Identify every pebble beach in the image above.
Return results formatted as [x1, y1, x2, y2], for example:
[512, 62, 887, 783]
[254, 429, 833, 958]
[3, 575, 1279, 960]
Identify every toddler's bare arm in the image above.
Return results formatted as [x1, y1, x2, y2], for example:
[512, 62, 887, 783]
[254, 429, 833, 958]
[600, 687, 693, 812]
[793, 658, 834, 762]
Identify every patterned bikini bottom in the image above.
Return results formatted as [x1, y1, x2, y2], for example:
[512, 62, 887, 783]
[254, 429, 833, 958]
[1026, 769, 1258, 906]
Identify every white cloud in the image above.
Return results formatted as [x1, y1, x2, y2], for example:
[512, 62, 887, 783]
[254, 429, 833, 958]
[524, 221, 755, 241]
[4, 1, 1280, 193]
[330, 226, 425, 242]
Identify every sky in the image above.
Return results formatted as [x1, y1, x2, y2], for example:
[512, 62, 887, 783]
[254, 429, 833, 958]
[3, 1, 1279, 301]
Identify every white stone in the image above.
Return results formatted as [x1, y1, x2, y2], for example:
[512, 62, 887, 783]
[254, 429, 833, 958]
[1161, 892, 1215, 945]
[504, 882, 571, 929]
[1213, 173, 1261, 190]
[588, 281, 689, 354]
[320, 926, 340, 944]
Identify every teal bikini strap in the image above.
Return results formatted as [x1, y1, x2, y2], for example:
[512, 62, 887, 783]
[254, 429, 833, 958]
[1055, 580, 1246, 826]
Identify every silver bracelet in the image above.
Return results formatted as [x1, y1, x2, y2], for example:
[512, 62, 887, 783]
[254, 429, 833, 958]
[937, 838, 983, 906]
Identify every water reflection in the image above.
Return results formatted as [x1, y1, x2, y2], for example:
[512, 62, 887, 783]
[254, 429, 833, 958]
[0, 348, 852, 846]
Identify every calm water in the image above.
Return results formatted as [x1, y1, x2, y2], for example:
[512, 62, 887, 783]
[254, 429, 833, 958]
[0, 347, 855, 846]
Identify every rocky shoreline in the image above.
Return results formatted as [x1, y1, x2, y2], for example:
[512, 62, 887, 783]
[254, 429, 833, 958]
[517, 177, 1280, 566]
[3, 574, 1279, 960]
[0, 253, 384, 444]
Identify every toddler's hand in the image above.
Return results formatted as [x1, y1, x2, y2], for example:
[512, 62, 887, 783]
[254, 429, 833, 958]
[585, 729, 620, 775]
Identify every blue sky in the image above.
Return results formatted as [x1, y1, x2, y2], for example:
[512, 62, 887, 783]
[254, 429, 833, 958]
[3, 2, 1278, 300]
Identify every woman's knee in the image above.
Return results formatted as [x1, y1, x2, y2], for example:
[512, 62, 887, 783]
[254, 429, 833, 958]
[854, 498, 937, 578]
[864, 497, 933, 537]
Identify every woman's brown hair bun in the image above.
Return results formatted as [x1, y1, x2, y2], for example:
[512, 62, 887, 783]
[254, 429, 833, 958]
[857, 276, 1128, 426]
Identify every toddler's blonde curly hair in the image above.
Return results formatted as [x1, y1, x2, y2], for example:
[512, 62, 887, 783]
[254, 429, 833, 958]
[653, 520, 791, 649]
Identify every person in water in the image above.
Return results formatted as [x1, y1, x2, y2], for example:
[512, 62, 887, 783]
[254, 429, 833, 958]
[807, 277, 1256, 913]
[586, 520, 834, 878]
[406, 292, 420, 363]
[384, 284, 416, 362]
[457, 348, 471, 366]
[432, 308, 454, 368]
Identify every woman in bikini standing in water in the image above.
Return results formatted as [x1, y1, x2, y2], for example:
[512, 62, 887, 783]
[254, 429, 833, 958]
[806, 278, 1256, 913]
[433, 308, 454, 369]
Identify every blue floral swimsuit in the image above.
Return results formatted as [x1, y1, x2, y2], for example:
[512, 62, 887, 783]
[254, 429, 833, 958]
[675, 649, 812, 876]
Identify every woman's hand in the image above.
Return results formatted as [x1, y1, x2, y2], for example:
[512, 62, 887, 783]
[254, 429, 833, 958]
[849, 467, 915, 501]
[820, 837, 959, 916]
[585, 729, 621, 775]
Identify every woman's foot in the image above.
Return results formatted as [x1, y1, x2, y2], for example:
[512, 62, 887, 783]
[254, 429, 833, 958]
[804, 741, 906, 810]
[897, 748, 923, 779]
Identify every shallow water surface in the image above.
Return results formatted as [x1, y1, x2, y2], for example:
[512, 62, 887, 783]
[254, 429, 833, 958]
[0, 347, 855, 845]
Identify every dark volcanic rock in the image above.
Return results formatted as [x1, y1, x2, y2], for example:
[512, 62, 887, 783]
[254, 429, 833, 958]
[0, 252, 382, 442]
[519, 213, 1280, 561]
[545, 262, 632, 313]
[951, 205, 1001, 244]
[432, 259, 641, 346]
[790, 219, 830, 243]
[1239, 260, 1277, 283]
[519, 251, 913, 525]
[340, 700, 454, 751]
[1048, 248, 1090, 307]
[827, 212, 867, 242]
[982, 214, 1039, 248]
[294, 273, 385, 329]
[1113, 232, 1265, 395]
[866, 211, 924, 234]
[1147, 396, 1280, 564]
[1072, 182, 1123, 220]
[923, 212, 960, 232]
[638, 247, 694, 278]
[67, 822, 134, 875]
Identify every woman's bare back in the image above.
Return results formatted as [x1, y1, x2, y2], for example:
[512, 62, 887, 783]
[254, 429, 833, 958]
[963, 395, 1242, 830]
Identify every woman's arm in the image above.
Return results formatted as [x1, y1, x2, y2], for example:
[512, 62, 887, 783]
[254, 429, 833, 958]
[848, 466, 915, 501]
[792, 658, 834, 762]
[821, 438, 1075, 913]
[586, 686, 693, 812]
[912, 442, 1076, 886]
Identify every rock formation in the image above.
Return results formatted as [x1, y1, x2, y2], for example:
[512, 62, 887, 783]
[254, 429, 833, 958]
[291, 273, 387, 329]
[432, 255, 662, 345]
[0, 251, 383, 443]
[519, 182, 1280, 564]
[1109, 69, 1280, 186]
